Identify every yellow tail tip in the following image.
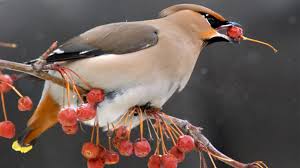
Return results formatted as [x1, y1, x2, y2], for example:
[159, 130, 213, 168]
[12, 140, 33, 154]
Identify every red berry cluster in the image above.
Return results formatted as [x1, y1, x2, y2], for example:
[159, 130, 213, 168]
[54, 65, 107, 135]
[148, 135, 195, 168]
[82, 124, 120, 168]
[79, 106, 196, 168]
[0, 72, 33, 139]
[112, 126, 151, 158]
[83, 142, 120, 168]
[146, 110, 195, 168]
[57, 89, 104, 135]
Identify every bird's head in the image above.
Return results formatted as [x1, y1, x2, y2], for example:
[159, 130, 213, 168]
[160, 4, 277, 52]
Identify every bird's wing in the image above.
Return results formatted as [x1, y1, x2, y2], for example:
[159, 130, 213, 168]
[46, 22, 159, 63]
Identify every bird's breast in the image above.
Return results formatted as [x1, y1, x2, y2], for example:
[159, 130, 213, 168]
[83, 79, 180, 127]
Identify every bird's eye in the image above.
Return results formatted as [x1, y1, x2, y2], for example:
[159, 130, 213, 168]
[203, 14, 224, 29]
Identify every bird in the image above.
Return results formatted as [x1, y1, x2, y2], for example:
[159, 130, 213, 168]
[13, 4, 242, 153]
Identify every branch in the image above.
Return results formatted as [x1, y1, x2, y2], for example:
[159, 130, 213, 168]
[0, 59, 87, 93]
[164, 115, 267, 168]
[0, 42, 87, 93]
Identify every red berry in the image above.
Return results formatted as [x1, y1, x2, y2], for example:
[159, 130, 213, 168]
[162, 154, 178, 168]
[115, 126, 129, 139]
[57, 108, 77, 126]
[104, 150, 119, 165]
[227, 26, 243, 40]
[76, 103, 96, 121]
[0, 120, 16, 139]
[169, 146, 185, 163]
[62, 124, 78, 135]
[82, 142, 100, 159]
[0, 74, 13, 93]
[148, 154, 161, 168]
[118, 140, 133, 156]
[177, 135, 195, 153]
[18, 96, 33, 111]
[134, 138, 151, 158]
[87, 89, 105, 104]
[87, 159, 105, 168]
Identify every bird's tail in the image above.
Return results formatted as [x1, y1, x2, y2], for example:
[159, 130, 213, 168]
[12, 93, 60, 154]
[12, 128, 35, 153]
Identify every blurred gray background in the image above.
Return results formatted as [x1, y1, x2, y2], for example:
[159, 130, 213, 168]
[0, 0, 299, 167]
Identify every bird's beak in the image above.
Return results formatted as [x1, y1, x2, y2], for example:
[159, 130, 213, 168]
[205, 21, 242, 44]
[219, 21, 242, 29]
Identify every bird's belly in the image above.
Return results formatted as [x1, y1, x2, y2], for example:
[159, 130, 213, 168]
[83, 80, 179, 128]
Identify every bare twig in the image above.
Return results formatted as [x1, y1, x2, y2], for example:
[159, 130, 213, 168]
[41, 41, 58, 60]
[33, 41, 58, 70]
[0, 59, 87, 93]
[0, 41, 17, 48]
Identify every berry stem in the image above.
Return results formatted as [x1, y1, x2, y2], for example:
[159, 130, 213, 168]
[148, 116, 160, 141]
[62, 67, 93, 90]
[162, 113, 184, 136]
[1, 82, 23, 98]
[107, 123, 112, 151]
[208, 152, 218, 168]
[160, 117, 176, 146]
[208, 152, 235, 162]
[127, 113, 134, 141]
[158, 121, 167, 155]
[163, 129, 170, 139]
[114, 109, 132, 128]
[61, 68, 84, 104]
[154, 137, 160, 155]
[66, 78, 71, 107]
[144, 111, 153, 141]
[1, 92, 7, 121]
[170, 127, 179, 141]
[90, 124, 95, 143]
[123, 108, 135, 126]
[96, 123, 100, 145]
[168, 124, 180, 139]
[57, 68, 71, 107]
[138, 107, 144, 139]
[79, 122, 86, 133]
[242, 36, 278, 53]
[108, 136, 112, 151]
